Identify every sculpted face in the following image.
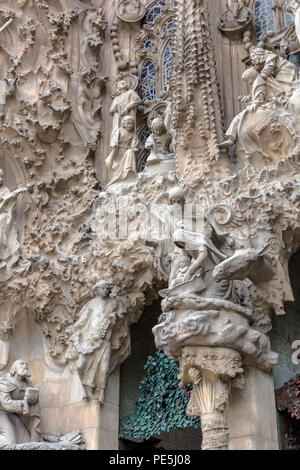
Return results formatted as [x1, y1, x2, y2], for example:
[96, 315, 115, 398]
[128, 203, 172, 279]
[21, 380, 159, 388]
[124, 117, 135, 131]
[94, 281, 112, 297]
[250, 48, 266, 67]
[117, 80, 128, 93]
[13, 360, 31, 378]
[151, 118, 166, 136]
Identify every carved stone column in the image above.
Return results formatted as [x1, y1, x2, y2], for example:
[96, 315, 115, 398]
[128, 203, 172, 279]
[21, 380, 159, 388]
[178, 346, 243, 450]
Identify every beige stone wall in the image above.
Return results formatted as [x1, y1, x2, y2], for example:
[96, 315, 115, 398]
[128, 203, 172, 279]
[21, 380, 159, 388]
[4, 313, 120, 449]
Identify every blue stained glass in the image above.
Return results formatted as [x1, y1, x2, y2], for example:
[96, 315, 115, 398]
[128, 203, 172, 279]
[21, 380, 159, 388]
[162, 41, 173, 92]
[284, 10, 295, 27]
[161, 17, 174, 36]
[254, 0, 275, 39]
[142, 1, 166, 28]
[138, 126, 151, 145]
[140, 59, 156, 101]
[289, 54, 300, 67]
[139, 34, 155, 51]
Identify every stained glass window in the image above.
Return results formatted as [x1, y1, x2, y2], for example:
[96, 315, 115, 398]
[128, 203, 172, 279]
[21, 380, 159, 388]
[162, 41, 173, 92]
[139, 34, 155, 52]
[140, 59, 156, 101]
[138, 126, 151, 145]
[161, 17, 174, 36]
[138, 127, 151, 172]
[142, 0, 166, 29]
[284, 10, 295, 27]
[289, 54, 300, 67]
[254, 0, 275, 39]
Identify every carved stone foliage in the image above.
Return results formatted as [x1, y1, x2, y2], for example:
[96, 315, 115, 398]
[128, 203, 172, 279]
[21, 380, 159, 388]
[0, 1, 163, 401]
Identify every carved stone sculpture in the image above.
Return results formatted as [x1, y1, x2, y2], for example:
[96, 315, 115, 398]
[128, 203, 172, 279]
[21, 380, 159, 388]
[109, 78, 141, 139]
[0, 360, 85, 450]
[143, 117, 175, 177]
[282, 0, 300, 45]
[178, 347, 244, 450]
[0, 170, 27, 264]
[117, 0, 145, 23]
[0, 360, 41, 446]
[218, 0, 253, 37]
[105, 115, 139, 187]
[220, 48, 300, 167]
[66, 280, 125, 404]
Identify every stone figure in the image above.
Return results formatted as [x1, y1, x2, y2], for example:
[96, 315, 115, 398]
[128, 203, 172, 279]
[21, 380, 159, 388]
[106, 115, 139, 186]
[220, 52, 296, 165]
[0, 360, 41, 445]
[0, 360, 85, 450]
[66, 280, 125, 404]
[120, 0, 140, 16]
[0, 170, 28, 264]
[169, 254, 191, 289]
[283, 0, 300, 45]
[220, 67, 267, 150]
[117, 0, 145, 22]
[219, 0, 253, 34]
[143, 117, 175, 176]
[250, 47, 297, 96]
[109, 79, 141, 138]
[170, 221, 231, 300]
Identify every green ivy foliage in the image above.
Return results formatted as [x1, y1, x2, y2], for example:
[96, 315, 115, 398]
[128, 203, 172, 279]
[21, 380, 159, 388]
[119, 349, 201, 441]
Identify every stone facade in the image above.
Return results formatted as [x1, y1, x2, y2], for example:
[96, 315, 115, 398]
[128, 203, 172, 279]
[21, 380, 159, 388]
[0, 0, 298, 450]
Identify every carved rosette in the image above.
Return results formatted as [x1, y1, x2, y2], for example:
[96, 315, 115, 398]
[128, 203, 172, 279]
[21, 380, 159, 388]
[178, 346, 244, 450]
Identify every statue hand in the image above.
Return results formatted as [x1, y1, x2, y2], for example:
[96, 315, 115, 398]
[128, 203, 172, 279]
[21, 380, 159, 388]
[183, 271, 192, 282]
[247, 103, 258, 112]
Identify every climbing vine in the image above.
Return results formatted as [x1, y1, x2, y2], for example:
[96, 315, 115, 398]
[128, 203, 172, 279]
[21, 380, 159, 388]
[119, 349, 201, 441]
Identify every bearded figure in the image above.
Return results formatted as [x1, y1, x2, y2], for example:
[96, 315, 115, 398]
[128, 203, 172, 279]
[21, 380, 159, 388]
[0, 360, 41, 445]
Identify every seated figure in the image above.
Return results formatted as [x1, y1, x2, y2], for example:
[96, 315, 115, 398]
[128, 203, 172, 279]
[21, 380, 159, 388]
[220, 52, 296, 167]
[0, 359, 85, 450]
[143, 117, 175, 177]
[0, 360, 41, 445]
[105, 115, 139, 187]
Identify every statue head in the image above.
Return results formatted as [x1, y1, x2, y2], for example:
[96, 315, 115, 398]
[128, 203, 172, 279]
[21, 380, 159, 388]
[94, 280, 113, 298]
[177, 254, 190, 269]
[242, 67, 259, 86]
[123, 115, 135, 131]
[169, 186, 185, 206]
[250, 47, 267, 67]
[9, 360, 31, 378]
[151, 117, 166, 136]
[117, 80, 128, 94]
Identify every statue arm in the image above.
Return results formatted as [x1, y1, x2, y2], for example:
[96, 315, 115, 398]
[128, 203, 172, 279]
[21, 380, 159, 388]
[131, 135, 139, 151]
[123, 93, 141, 114]
[0, 391, 24, 414]
[109, 98, 118, 114]
[67, 304, 91, 334]
[188, 247, 208, 277]
[145, 135, 154, 150]
[0, 187, 28, 210]
[260, 58, 276, 79]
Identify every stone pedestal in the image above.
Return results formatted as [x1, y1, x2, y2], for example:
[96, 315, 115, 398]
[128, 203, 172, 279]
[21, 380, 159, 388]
[228, 366, 279, 450]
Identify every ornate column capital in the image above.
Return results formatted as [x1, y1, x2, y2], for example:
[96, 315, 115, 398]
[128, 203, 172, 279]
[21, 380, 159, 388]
[178, 346, 244, 450]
